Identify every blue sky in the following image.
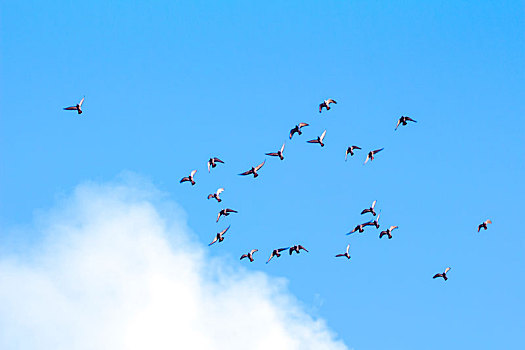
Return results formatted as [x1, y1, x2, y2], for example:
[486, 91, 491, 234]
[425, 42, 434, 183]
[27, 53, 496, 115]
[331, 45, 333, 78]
[1, 1, 524, 349]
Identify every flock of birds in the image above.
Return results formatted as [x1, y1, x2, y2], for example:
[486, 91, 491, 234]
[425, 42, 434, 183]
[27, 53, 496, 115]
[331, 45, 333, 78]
[64, 97, 493, 280]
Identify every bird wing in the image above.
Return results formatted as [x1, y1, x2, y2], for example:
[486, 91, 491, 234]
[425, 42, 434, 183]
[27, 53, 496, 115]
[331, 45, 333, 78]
[207, 194, 214, 200]
[63, 106, 77, 110]
[375, 212, 381, 222]
[373, 148, 384, 154]
[289, 128, 297, 139]
[406, 117, 417, 122]
[240, 254, 248, 260]
[277, 247, 288, 252]
[371, 200, 376, 209]
[226, 209, 237, 213]
[190, 170, 197, 177]
[214, 157, 224, 163]
[207, 161, 211, 172]
[216, 212, 222, 222]
[298, 245, 308, 252]
[444, 267, 451, 274]
[485, 220, 492, 225]
[266, 254, 275, 263]
[307, 139, 318, 143]
[266, 152, 279, 156]
[280, 143, 285, 153]
[289, 247, 294, 255]
[209, 236, 219, 246]
[78, 97, 85, 107]
[347, 227, 357, 234]
[239, 169, 253, 175]
[218, 225, 231, 236]
[390, 226, 398, 231]
[319, 103, 324, 113]
[360, 208, 369, 215]
[353, 146, 361, 150]
[216, 188, 224, 195]
[433, 274, 442, 279]
[395, 119, 402, 130]
[255, 160, 266, 171]
[364, 154, 370, 164]
[299, 123, 309, 128]
[327, 99, 337, 104]
[180, 177, 189, 183]
[319, 130, 327, 142]
[250, 249, 258, 254]
[346, 244, 350, 254]
[335, 254, 345, 257]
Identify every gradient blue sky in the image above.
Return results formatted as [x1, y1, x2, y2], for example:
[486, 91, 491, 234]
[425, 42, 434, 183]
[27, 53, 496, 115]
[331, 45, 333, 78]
[1, 1, 524, 349]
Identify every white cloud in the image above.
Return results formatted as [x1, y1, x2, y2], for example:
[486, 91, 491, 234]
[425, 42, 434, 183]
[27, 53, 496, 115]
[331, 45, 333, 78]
[0, 176, 348, 350]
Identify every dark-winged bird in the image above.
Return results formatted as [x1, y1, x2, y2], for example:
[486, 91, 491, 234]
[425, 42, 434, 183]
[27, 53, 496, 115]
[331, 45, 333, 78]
[380, 226, 398, 239]
[240, 249, 258, 262]
[180, 170, 197, 185]
[266, 143, 285, 160]
[209, 226, 231, 246]
[433, 267, 451, 281]
[335, 244, 351, 259]
[395, 116, 417, 130]
[307, 130, 327, 147]
[207, 157, 224, 172]
[361, 200, 377, 216]
[289, 123, 309, 139]
[289, 245, 309, 255]
[216, 208, 238, 222]
[207, 188, 224, 202]
[347, 221, 374, 235]
[319, 99, 337, 113]
[63, 97, 85, 114]
[371, 212, 381, 229]
[478, 220, 492, 232]
[364, 148, 384, 164]
[266, 248, 289, 264]
[239, 160, 266, 178]
[345, 146, 361, 160]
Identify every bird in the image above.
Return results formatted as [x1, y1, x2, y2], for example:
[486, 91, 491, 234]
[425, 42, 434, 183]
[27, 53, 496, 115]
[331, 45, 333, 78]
[433, 267, 451, 281]
[180, 170, 197, 185]
[345, 146, 362, 160]
[207, 157, 225, 172]
[319, 99, 337, 113]
[63, 97, 85, 114]
[371, 212, 381, 229]
[207, 188, 224, 202]
[289, 245, 309, 255]
[307, 130, 327, 147]
[216, 208, 238, 222]
[380, 226, 398, 239]
[335, 244, 351, 259]
[266, 143, 285, 160]
[478, 220, 492, 232]
[266, 248, 289, 264]
[239, 160, 266, 178]
[347, 222, 373, 235]
[209, 226, 231, 246]
[395, 116, 417, 130]
[240, 249, 259, 262]
[361, 200, 377, 216]
[289, 123, 309, 139]
[364, 148, 384, 164]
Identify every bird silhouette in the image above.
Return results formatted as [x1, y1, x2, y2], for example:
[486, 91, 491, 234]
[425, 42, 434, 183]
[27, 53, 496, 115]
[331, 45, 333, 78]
[345, 146, 362, 160]
[433, 267, 451, 281]
[364, 148, 384, 164]
[239, 160, 266, 178]
[207, 157, 224, 172]
[380, 226, 398, 239]
[209, 226, 231, 246]
[207, 188, 224, 202]
[63, 97, 85, 114]
[240, 249, 259, 262]
[478, 220, 492, 232]
[180, 170, 197, 185]
[335, 244, 351, 259]
[216, 208, 238, 222]
[289, 123, 309, 139]
[319, 99, 337, 113]
[266, 143, 285, 160]
[307, 130, 327, 147]
[395, 116, 417, 130]
[266, 248, 289, 264]
[361, 200, 377, 216]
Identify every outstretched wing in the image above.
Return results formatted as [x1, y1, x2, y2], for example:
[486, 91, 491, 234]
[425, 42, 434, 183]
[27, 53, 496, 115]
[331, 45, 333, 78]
[266, 152, 279, 157]
[255, 160, 266, 171]
[250, 249, 258, 254]
[63, 106, 77, 110]
[395, 118, 402, 130]
[209, 235, 219, 246]
[239, 169, 253, 176]
[319, 130, 327, 142]
[207, 194, 214, 200]
[390, 226, 398, 231]
[299, 122, 309, 128]
[371, 200, 377, 209]
[213, 157, 224, 163]
[353, 146, 361, 150]
[190, 170, 197, 177]
[327, 99, 337, 104]
[364, 154, 371, 164]
[346, 244, 350, 254]
[78, 97, 85, 107]
[373, 148, 384, 154]
[307, 139, 318, 143]
[485, 220, 492, 225]
[444, 267, 451, 274]
[319, 103, 324, 113]
[216, 212, 222, 222]
[298, 245, 308, 252]
[226, 208, 237, 213]
[277, 247, 289, 252]
[433, 273, 442, 279]
[180, 177, 189, 183]
[406, 117, 417, 122]
[289, 128, 297, 139]
[216, 188, 224, 195]
[240, 254, 248, 260]
[280, 143, 285, 153]
[218, 225, 231, 236]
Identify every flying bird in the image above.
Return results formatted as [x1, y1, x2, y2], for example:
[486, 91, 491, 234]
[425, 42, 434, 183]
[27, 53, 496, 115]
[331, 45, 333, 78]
[266, 248, 289, 264]
[239, 160, 266, 178]
[433, 267, 451, 281]
[208, 225, 231, 246]
[240, 249, 259, 262]
[63, 97, 85, 114]
[307, 130, 327, 147]
[180, 170, 197, 185]
[289, 123, 309, 139]
[361, 200, 377, 216]
[478, 220, 492, 232]
[380, 226, 398, 239]
[347, 222, 374, 235]
[395, 116, 417, 130]
[289, 245, 309, 255]
[345, 146, 361, 160]
[371, 212, 381, 229]
[266, 143, 285, 160]
[319, 99, 337, 113]
[335, 244, 351, 259]
[207, 157, 224, 172]
[364, 148, 384, 164]
[216, 208, 238, 222]
[207, 188, 224, 202]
